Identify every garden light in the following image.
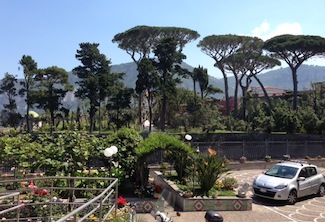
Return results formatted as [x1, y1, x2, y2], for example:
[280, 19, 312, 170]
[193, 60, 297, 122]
[185, 134, 192, 141]
[104, 146, 118, 177]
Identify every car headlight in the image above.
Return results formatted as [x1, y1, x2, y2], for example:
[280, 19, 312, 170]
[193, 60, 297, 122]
[275, 184, 287, 189]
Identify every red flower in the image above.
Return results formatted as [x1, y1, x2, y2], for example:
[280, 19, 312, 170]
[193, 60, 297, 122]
[117, 196, 127, 207]
[155, 185, 162, 193]
[34, 189, 47, 195]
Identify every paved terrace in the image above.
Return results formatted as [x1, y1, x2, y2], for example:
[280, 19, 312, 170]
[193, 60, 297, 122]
[144, 162, 325, 222]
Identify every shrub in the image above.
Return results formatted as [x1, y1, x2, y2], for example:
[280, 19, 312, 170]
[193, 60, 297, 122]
[215, 179, 224, 190]
[222, 177, 238, 190]
[196, 154, 229, 196]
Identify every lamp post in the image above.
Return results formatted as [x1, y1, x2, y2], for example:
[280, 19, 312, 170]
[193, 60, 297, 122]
[185, 134, 201, 195]
[184, 134, 192, 143]
[104, 146, 118, 177]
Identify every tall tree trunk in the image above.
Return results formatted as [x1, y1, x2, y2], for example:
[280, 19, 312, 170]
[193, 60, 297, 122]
[147, 95, 153, 132]
[160, 93, 167, 132]
[220, 68, 230, 116]
[138, 94, 143, 129]
[291, 67, 299, 111]
[76, 107, 81, 130]
[50, 110, 55, 135]
[193, 79, 197, 100]
[253, 75, 272, 113]
[233, 75, 239, 118]
[200, 89, 204, 100]
[26, 91, 31, 133]
[89, 105, 96, 133]
[239, 75, 251, 121]
[98, 102, 102, 133]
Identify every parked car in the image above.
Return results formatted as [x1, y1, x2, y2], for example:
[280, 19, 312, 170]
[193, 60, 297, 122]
[253, 160, 325, 204]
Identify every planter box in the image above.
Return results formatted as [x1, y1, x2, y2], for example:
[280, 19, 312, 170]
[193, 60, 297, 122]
[153, 171, 252, 211]
[126, 197, 164, 213]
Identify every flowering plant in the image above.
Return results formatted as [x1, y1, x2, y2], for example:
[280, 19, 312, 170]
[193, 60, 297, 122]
[117, 196, 127, 208]
[154, 185, 162, 193]
[239, 156, 247, 163]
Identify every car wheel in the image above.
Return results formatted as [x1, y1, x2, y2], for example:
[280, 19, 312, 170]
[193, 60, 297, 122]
[318, 184, 325, 197]
[288, 190, 297, 205]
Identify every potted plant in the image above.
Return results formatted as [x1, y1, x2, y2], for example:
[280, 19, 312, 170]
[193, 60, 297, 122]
[264, 155, 272, 162]
[153, 184, 162, 199]
[159, 163, 168, 174]
[283, 154, 291, 161]
[239, 156, 247, 164]
[182, 187, 193, 198]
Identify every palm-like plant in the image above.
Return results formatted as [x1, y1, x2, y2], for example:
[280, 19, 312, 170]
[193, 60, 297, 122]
[196, 151, 229, 195]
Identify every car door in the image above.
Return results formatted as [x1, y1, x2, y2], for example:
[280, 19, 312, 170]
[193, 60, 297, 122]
[306, 166, 319, 194]
[297, 167, 310, 197]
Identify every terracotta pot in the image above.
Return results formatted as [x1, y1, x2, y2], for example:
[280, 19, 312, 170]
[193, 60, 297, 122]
[153, 192, 162, 199]
[183, 192, 193, 198]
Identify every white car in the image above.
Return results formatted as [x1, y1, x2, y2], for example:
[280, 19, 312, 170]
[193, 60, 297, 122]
[253, 161, 325, 204]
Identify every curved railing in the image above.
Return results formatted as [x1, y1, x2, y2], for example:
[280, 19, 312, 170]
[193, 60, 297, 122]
[0, 176, 118, 221]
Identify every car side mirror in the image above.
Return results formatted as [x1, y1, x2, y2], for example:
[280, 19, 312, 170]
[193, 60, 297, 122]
[297, 177, 305, 181]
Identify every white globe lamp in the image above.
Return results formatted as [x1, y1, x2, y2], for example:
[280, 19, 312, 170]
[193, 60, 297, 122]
[185, 134, 192, 141]
[104, 147, 113, 157]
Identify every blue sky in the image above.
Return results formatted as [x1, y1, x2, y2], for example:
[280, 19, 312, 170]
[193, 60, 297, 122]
[1, 0, 324, 80]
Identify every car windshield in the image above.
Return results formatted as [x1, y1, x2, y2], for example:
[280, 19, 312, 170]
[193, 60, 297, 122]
[265, 165, 298, 179]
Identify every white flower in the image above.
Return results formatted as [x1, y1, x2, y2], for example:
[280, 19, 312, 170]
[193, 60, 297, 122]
[52, 197, 57, 202]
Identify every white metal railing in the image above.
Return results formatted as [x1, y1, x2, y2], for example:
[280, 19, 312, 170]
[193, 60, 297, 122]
[0, 192, 24, 222]
[55, 179, 118, 222]
[0, 176, 118, 222]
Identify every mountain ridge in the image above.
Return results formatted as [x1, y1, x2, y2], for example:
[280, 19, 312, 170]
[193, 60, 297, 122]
[1, 62, 325, 114]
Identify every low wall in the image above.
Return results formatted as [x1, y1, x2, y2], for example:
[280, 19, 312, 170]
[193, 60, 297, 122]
[153, 171, 252, 211]
[126, 198, 164, 213]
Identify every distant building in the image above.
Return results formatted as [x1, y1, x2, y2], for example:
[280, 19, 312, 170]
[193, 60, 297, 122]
[216, 86, 286, 116]
[216, 97, 236, 116]
[250, 86, 286, 97]
[312, 81, 325, 96]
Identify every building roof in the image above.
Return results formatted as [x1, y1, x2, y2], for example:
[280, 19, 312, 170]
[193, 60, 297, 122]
[250, 86, 286, 97]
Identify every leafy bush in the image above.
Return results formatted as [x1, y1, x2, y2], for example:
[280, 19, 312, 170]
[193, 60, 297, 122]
[105, 128, 143, 183]
[136, 133, 193, 185]
[196, 154, 229, 195]
[222, 177, 238, 190]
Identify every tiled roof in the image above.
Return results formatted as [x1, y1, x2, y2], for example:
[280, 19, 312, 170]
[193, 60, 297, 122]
[251, 86, 286, 97]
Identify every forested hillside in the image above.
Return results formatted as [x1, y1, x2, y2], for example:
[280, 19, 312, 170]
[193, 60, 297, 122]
[1, 63, 325, 113]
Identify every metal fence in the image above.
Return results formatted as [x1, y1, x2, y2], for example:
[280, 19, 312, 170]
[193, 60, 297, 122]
[1, 140, 324, 171]
[146, 140, 325, 163]
[0, 176, 118, 222]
